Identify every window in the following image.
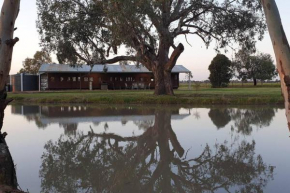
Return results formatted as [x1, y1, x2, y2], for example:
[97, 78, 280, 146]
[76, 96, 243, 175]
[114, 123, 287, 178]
[78, 77, 81, 81]
[60, 77, 64, 82]
[84, 77, 89, 82]
[126, 77, 132, 81]
[140, 77, 144, 82]
[73, 77, 76, 82]
[50, 77, 55, 82]
[151, 78, 154, 82]
[99, 77, 101, 82]
[115, 77, 118, 81]
[120, 77, 123, 81]
[89, 77, 93, 82]
[67, 77, 71, 81]
[110, 77, 113, 81]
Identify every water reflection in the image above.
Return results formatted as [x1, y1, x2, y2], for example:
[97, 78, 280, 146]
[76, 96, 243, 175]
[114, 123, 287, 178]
[12, 105, 279, 137]
[208, 108, 231, 129]
[39, 109, 274, 193]
[208, 107, 278, 135]
[11, 105, 190, 134]
[0, 100, 21, 191]
[230, 108, 276, 135]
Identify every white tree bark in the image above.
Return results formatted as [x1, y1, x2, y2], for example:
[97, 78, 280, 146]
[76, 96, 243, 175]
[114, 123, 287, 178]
[0, 0, 20, 95]
[261, 0, 290, 126]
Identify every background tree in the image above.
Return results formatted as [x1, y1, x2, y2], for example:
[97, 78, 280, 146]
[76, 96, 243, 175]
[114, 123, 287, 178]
[19, 50, 52, 74]
[233, 50, 277, 86]
[37, 0, 266, 95]
[208, 54, 232, 88]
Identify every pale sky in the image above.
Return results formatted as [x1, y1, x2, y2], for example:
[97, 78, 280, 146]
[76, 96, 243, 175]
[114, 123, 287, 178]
[6, 0, 290, 80]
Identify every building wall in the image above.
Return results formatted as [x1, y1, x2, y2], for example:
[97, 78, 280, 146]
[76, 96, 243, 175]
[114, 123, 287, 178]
[23, 75, 39, 91]
[11, 74, 39, 92]
[11, 74, 21, 92]
[42, 73, 179, 90]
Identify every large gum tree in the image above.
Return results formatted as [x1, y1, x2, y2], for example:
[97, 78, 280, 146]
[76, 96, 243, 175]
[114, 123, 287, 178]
[0, 0, 21, 192]
[37, 0, 266, 95]
[261, 0, 290, 126]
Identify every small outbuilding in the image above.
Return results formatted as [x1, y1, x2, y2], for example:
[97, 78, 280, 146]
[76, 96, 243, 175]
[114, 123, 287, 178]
[38, 64, 191, 90]
[10, 73, 39, 92]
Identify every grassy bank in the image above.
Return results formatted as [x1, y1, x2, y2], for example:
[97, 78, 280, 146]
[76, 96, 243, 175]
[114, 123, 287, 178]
[8, 86, 284, 105]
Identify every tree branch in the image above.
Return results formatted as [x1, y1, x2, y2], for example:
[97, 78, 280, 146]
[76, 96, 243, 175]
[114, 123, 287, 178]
[97, 56, 137, 64]
[166, 43, 184, 71]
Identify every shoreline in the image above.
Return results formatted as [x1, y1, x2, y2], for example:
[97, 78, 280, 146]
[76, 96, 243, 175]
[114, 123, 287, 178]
[7, 88, 284, 105]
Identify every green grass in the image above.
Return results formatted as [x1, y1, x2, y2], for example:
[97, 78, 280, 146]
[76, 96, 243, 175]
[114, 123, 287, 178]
[8, 85, 284, 105]
[179, 82, 281, 89]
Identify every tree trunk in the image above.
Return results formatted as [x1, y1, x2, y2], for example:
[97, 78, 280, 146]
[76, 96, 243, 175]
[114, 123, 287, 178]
[253, 78, 257, 86]
[153, 65, 174, 95]
[0, 1, 22, 192]
[0, 0, 20, 92]
[261, 0, 290, 127]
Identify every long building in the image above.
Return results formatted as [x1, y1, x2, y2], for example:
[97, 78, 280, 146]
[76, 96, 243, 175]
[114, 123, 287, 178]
[38, 64, 191, 90]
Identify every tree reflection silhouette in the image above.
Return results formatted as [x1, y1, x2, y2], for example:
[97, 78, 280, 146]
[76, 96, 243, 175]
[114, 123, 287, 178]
[0, 100, 24, 192]
[40, 109, 274, 193]
[230, 108, 276, 135]
[209, 107, 276, 135]
[208, 108, 231, 129]
[59, 123, 78, 136]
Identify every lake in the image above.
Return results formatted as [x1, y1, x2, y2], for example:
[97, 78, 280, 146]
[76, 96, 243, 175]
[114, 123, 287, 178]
[3, 104, 290, 193]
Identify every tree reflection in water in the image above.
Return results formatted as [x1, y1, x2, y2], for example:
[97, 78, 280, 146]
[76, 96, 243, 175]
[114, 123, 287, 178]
[209, 107, 277, 135]
[208, 108, 231, 129]
[40, 109, 274, 193]
[0, 100, 25, 192]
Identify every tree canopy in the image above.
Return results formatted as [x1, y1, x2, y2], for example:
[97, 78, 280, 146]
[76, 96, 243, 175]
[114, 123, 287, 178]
[208, 54, 232, 87]
[37, 0, 266, 95]
[19, 51, 52, 74]
[233, 50, 277, 85]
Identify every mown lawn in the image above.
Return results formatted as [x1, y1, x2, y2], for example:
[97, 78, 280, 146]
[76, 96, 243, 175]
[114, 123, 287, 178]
[7, 86, 283, 105]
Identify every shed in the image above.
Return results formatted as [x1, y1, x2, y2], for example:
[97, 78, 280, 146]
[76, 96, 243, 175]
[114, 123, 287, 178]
[38, 64, 191, 90]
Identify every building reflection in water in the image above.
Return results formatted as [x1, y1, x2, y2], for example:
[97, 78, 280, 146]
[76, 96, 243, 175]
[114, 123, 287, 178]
[34, 108, 275, 193]
[11, 105, 190, 135]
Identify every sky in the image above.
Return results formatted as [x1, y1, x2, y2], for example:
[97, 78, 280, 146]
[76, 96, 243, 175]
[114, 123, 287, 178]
[5, 0, 290, 80]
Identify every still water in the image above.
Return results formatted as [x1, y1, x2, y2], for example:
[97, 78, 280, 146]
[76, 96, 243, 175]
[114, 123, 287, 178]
[3, 104, 290, 193]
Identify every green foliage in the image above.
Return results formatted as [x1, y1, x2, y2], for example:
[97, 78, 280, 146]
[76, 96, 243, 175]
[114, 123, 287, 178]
[233, 50, 277, 85]
[36, 0, 266, 94]
[36, 0, 266, 65]
[19, 51, 52, 74]
[208, 54, 232, 88]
